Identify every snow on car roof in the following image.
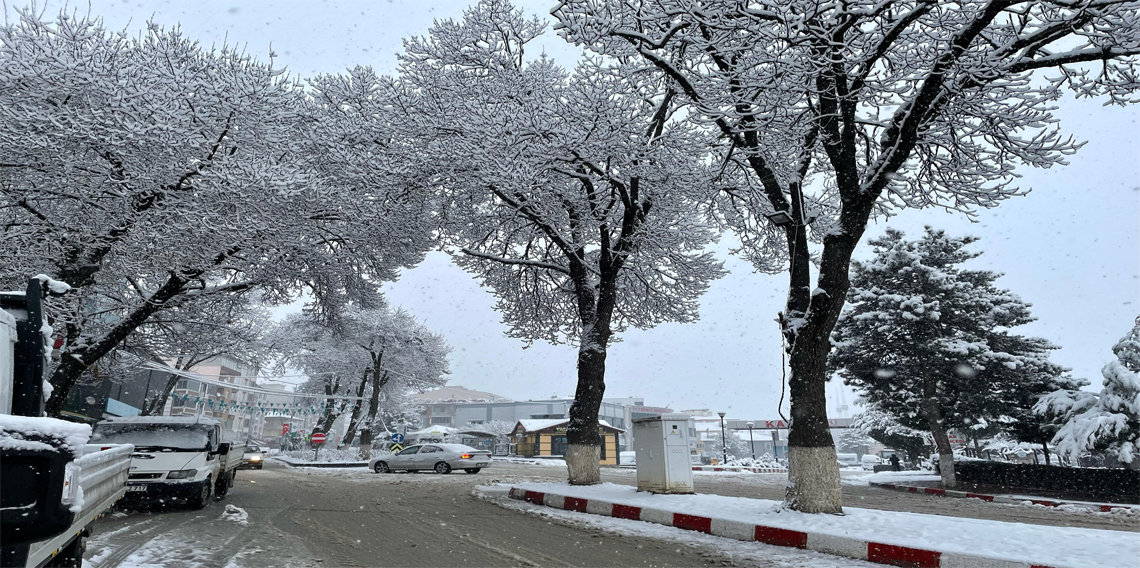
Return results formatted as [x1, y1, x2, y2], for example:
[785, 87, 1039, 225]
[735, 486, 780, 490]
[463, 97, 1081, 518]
[428, 443, 484, 451]
[97, 416, 220, 426]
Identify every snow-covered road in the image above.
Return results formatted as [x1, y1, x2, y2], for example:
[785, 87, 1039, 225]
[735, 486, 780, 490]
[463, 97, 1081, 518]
[84, 461, 1137, 568]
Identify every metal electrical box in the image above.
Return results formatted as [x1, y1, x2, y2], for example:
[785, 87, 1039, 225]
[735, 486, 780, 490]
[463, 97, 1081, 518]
[632, 414, 694, 494]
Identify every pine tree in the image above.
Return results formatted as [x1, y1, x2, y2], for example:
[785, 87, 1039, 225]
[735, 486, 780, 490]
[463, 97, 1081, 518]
[831, 228, 1068, 487]
[1038, 318, 1140, 469]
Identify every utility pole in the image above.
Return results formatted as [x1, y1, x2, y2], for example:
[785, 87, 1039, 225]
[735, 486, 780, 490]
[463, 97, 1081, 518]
[717, 412, 727, 465]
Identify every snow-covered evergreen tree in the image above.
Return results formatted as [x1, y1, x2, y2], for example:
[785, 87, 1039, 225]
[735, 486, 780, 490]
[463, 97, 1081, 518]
[831, 228, 1069, 487]
[1037, 318, 1140, 469]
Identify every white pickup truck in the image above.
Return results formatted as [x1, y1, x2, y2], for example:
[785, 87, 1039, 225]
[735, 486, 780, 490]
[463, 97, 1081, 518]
[91, 416, 244, 509]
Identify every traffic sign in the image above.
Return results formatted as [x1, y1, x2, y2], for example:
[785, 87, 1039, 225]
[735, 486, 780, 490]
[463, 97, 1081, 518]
[311, 432, 327, 445]
[391, 433, 404, 443]
[390, 443, 403, 453]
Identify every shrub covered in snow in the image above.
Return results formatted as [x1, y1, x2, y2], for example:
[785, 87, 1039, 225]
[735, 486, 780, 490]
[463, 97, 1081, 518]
[1038, 318, 1140, 468]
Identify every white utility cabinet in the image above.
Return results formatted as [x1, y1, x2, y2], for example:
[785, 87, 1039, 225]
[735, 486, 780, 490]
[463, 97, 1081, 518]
[632, 414, 694, 494]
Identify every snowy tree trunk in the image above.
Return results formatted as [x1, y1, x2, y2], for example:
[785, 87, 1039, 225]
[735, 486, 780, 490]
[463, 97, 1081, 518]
[46, 271, 194, 415]
[785, 326, 842, 513]
[923, 380, 957, 488]
[566, 326, 608, 485]
[339, 375, 370, 448]
[358, 365, 390, 460]
[1041, 444, 1051, 466]
[783, 207, 867, 514]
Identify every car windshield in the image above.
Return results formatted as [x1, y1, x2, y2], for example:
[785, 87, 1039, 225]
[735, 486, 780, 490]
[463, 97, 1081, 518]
[91, 423, 212, 451]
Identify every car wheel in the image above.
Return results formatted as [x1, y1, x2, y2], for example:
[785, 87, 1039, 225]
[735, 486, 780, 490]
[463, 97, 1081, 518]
[374, 461, 390, 474]
[464, 468, 481, 474]
[190, 477, 211, 510]
[434, 462, 452, 475]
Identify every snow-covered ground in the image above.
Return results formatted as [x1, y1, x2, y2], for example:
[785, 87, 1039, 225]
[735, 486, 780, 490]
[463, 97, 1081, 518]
[496, 481, 1140, 568]
[841, 470, 942, 486]
[476, 485, 881, 568]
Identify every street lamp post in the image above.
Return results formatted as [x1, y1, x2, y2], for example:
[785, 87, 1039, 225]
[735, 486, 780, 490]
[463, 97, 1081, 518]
[746, 421, 756, 460]
[717, 412, 727, 465]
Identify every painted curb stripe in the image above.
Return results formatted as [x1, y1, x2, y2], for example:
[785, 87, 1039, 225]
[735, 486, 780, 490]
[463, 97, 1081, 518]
[868, 543, 940, 568]
[966, 492, 995, 502]
[754, 525, 807, 549]
[673, 513, 712, 534]
[564, 496, 588, 513]
[611, 503, 641, 520]
[505, 487, 1061, 568]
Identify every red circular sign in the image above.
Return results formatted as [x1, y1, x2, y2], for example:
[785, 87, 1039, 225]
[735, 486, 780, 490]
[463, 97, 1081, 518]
[310, 432, 327, 444]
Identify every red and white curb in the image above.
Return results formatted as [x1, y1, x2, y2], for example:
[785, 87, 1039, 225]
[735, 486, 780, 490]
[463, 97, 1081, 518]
[691, 466, 788, 474]
[507, 486, 1060, 568]
[869, 482, 1140, 513]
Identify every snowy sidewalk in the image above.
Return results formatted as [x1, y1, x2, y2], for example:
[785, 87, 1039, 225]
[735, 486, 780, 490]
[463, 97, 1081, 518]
[868, 481, 1140, 512]
[692, 465, 788, 474]
[500, 482, 1138, 568]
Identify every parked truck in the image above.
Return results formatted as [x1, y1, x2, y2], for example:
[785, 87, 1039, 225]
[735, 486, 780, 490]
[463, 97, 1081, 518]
[1, 277, 133, 567]
[91, 416, 245, 508]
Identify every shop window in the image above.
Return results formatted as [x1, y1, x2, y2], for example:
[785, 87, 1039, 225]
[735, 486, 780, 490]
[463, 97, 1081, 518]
[550, 435, 567, 456]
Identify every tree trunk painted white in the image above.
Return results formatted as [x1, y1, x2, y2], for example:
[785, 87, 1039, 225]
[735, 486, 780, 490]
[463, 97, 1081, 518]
[786, 446, 843, 514]
[358, 442, 372, 461]
[938, 451, 957, 487]
[566, 444, 601, 485]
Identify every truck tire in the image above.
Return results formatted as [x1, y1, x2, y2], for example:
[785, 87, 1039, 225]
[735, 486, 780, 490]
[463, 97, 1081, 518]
[189, 477, 212, 509]
[215, 472, 230, 498]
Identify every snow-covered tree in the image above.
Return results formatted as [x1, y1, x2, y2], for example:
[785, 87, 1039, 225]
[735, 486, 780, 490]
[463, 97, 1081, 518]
[272, 305, 450, 457]
[835, 429, 876, 457]
[463, 420, 517, 437]
[554, 0, 1140, 513]
[708, 431, 753, 461]
[831, 228, 1069, 487]
[851, 407, 931, 462]
[1038, 318, 1140, 469]
[0, 9, 434, 414]
[399, 1, 724, 484]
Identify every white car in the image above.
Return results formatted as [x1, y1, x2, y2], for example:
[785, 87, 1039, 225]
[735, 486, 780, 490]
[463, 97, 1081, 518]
[369, 443, 492, 474]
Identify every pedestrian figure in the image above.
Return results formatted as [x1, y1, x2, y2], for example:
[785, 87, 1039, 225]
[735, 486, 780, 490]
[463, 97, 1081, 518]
[890, 453, 901, 471]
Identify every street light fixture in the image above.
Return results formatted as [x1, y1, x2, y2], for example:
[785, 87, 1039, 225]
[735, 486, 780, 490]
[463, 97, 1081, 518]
[717, 412, 728, 465]
[746, 421, 756, 460]
[765, 210, 794, 227]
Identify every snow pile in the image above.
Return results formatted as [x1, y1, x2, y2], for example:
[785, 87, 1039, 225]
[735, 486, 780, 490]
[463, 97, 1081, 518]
[722, 455, 782, 468]
[282, 447, 378, 463]
[221, 504, 249, 525]
[32, 274, 71, 295]
[0, 415, 91, 454]
[505, 482, 1138, 568]
[842, 470, 941, 486]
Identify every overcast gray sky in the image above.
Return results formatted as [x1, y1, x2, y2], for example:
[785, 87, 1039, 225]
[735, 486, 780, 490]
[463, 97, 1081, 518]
[17, 0, 1138, 419]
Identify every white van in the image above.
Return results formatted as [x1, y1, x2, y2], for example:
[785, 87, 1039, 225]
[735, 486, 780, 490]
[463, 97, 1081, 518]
[861, 454, 882, 470]
[91, 416, 244, 509]
[836, 453, 860, 467]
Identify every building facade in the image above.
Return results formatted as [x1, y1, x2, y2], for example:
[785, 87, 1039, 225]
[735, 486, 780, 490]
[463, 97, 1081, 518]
[511, 419, 623, 465]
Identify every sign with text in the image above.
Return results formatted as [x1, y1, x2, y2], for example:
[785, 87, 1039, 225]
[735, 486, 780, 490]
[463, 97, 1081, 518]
[726, 418, 853, 430]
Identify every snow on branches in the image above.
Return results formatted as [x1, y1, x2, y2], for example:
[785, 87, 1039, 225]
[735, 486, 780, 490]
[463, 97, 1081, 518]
[0, 8, 434, 412]
[1038, 317, 1140, 467]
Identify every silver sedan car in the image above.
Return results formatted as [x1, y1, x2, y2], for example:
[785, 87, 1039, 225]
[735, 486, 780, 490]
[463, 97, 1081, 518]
[369, 443, 492, 475]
